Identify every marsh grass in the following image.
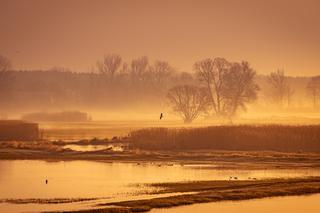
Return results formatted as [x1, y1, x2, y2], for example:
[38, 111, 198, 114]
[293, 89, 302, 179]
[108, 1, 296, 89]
[130, 125, 320, 152]
[37, 179, 320, 213]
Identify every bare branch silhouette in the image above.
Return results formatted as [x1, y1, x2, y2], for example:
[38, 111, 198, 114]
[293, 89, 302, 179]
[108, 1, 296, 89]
[222, 61, 259, 117]
[97, 54, 122, 82]
[167, 85, 210, 123]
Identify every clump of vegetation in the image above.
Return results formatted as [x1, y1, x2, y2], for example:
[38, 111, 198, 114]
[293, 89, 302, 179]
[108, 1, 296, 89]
[129, 125, 320, 151]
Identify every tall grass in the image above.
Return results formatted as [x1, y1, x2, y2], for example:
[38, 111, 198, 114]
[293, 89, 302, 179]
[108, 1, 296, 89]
[129, 125, 320, 152]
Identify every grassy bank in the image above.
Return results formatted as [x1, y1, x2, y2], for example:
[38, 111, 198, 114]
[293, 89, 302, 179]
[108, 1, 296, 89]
[1, 148, 320, 170]
[130, 125, 320, 152]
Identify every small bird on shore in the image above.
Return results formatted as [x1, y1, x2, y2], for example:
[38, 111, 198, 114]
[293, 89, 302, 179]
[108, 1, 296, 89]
[160, 113, 163, 120]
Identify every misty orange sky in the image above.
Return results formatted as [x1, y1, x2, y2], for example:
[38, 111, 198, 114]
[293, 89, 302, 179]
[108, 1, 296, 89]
[0, 0, 319, 76]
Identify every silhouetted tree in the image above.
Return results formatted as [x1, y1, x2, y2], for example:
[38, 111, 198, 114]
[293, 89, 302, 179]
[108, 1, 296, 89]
[194, 58, 230, 116]
[167, 85, 210, 123]
[222, 61, 259, 117]
[268, 69, 292, 107]
[307, 76, 320, 109]
[194, 58, 258, 118]
[97, 54, 122, 82]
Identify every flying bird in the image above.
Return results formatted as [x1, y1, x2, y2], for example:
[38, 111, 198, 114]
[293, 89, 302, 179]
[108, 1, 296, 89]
[160, 113, 163, 120]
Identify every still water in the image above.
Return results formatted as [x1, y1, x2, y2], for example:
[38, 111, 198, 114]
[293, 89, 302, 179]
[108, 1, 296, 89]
[1, 160, 320, 199]
[1, 160, 320, 212]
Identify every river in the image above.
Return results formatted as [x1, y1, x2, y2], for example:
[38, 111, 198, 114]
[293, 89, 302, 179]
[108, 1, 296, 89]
[1, 160, 320, 212]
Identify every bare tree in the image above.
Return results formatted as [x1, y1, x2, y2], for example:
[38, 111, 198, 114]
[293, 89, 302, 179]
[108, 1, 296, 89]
[194, 58, 258, 118]
[129, 56, 149, 84]
[149, 60, 174, 91]
[194, 58, 230, 116]
[268, 69, 292, 107]
[307, 76, 320, 109]
[222, 61, 259, 117]
[97, 54, 122, 82]
[167, 85, 210, 123]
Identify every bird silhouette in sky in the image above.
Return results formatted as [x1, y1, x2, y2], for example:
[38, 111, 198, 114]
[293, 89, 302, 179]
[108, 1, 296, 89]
[160, 113, 163, 120]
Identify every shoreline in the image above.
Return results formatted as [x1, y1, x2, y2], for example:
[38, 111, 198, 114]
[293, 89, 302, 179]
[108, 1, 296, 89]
[1, 148, 320, 170]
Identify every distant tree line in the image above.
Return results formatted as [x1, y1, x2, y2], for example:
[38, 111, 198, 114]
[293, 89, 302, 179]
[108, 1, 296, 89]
[0, 53, 319, 122]
[96, 54, 176, 93]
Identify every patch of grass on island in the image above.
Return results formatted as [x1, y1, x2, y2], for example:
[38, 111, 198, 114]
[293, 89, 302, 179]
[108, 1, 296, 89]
[54, 177, 320, 213]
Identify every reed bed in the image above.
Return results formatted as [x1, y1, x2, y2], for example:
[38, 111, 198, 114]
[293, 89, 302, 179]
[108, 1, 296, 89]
[129, 125, 320, 152]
